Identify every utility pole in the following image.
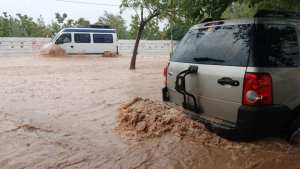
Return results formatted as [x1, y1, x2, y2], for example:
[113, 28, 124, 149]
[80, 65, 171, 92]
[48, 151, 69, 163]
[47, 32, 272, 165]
[170, 17, 174, 55]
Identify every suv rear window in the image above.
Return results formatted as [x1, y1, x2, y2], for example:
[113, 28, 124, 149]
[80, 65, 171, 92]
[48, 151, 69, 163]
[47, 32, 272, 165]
[171, 24, 251, 66]
[251, 24, 300, 67]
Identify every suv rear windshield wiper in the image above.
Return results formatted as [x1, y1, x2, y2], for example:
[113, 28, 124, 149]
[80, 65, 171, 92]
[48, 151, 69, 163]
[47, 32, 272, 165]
[193, 57, 225, 63]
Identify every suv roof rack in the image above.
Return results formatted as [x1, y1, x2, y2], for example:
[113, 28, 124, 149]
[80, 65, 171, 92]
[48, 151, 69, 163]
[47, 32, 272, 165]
[255, 10, 300, 19]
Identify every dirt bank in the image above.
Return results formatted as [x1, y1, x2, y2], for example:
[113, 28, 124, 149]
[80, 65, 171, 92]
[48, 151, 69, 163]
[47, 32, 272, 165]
[0, 55, 299, 169]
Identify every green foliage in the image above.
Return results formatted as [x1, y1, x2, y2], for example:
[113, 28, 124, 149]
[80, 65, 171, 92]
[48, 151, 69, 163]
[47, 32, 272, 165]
[164, 22, 191, 40]
[0, 12, 129, 38]
[143, 19, 161, 40]
[223, 0, 300, 19]
[74, 18, 90, 27]
[49, 13, 90, 34]
[245, 0, 300, 11]
[121, 0, 171, 69]
[121, 0, 166, 27]
[128, 15, 140, 39]
[129, 15, 163, 40]
[223, 1, 256, 18]
[180, 0, 234, 21]
[0, 12, 51, 37]
[97, 12, 128, 39]
[2, 0, 300, 39]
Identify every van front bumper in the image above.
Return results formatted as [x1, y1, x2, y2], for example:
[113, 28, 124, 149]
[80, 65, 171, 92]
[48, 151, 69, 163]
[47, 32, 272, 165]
[210, 105, 294, 141]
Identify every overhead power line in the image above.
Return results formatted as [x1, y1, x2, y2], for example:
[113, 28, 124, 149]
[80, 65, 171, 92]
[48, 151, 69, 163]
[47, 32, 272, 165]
[56, 0, 120, 7]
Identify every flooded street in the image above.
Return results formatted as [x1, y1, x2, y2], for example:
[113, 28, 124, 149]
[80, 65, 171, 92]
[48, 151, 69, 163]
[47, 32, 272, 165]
[0, 55, 299, 169]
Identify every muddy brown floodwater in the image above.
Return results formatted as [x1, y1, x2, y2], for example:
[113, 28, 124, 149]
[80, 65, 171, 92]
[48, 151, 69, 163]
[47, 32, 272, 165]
[0, 54, 299, 169]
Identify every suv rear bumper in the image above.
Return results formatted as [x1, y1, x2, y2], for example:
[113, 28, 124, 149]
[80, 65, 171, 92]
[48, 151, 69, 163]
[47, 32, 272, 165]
[162, 87, 294, 141]
[207, 105, 294, 141]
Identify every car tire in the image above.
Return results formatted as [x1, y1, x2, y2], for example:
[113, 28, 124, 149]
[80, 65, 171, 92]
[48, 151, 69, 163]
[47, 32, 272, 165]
[289, 118, 300, 145]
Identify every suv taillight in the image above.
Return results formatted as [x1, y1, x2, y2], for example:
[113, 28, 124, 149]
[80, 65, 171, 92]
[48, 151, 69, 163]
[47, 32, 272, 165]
[242, 73, 273, 106]
[163, 64, 169, 86]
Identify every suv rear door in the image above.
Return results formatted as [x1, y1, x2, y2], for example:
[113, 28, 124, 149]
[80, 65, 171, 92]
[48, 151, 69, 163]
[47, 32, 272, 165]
[168, 23, 252, 124]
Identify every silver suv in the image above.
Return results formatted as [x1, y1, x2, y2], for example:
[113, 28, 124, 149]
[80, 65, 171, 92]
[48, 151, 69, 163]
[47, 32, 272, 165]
[162, 10, 300, 143]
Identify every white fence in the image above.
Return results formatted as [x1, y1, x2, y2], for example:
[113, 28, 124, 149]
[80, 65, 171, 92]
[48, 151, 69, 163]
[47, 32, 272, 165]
[0, 38, 176, 56]
[0, 38, 50, 56]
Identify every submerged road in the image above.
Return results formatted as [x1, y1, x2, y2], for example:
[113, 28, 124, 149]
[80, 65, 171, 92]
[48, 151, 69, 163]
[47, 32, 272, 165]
[0, 55, 299, 169]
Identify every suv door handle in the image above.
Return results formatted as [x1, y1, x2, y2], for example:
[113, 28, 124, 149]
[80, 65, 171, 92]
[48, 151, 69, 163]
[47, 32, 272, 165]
[217, 77, 240, 86]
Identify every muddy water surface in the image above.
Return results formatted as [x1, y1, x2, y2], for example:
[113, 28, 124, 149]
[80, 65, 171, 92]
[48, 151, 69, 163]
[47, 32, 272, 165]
[0, 55, 299, 169]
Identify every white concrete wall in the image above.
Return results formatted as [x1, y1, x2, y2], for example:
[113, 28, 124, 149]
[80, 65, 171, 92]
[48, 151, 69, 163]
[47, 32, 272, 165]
[0, 38, 50, 56]
[0, 38, 177, 56]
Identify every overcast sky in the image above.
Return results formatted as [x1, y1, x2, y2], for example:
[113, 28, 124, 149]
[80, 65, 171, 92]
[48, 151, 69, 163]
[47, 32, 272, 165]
[0, 0, 135, 27]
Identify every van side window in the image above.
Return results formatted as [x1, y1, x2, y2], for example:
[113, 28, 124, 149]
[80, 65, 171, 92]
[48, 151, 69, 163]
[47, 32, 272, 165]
[74, 34, 91, 43]
[251, 24, 300, 67]
[93, 34, 113, 43]
[55, 33, 71, 44]
[171, 24, 251, 66]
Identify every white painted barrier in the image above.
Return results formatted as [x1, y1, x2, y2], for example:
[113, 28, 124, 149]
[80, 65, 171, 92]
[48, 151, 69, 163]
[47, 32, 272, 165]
[0, 38, 50, 56]
[0, 38, 177, 56]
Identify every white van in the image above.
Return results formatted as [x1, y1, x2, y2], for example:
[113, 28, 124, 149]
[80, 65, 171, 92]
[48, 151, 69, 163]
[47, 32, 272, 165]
[51, 27, 118, 54]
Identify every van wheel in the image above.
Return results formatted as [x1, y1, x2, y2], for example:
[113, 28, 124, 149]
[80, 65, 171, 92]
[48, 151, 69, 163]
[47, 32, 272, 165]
[289, 118, 300, 145]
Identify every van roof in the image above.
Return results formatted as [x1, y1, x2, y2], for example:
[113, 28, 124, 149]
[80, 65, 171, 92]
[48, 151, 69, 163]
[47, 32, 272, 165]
[62, 28, 117, 34]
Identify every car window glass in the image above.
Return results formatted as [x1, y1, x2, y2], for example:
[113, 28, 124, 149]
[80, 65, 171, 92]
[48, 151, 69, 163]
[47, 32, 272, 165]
[55, 33, 71, 44]
[93, 34, 113, 43]
[251, 24, 300, 67]
[171, 24, 251, 66]
[74, 34, 91, 43]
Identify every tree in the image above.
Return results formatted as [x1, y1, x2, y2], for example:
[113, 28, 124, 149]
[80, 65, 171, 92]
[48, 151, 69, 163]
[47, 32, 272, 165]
[143, 18, 161, 40]
[129, 14, 162, 40]
[223, 0, 300, 19]
[97, 12, 128, 39]
[121, 0, 167, 70]
[74, 18, 90, 27]
[0, 12, 12, 36]
[245, 0, 300, 10]
[48, 13, 68, 35]
[223, 1, 256, 18]
[164, 22, 190, 40]
[128, 15, 139, 39]
[175, 0, 236, 24]
[55, 13, 68, 26]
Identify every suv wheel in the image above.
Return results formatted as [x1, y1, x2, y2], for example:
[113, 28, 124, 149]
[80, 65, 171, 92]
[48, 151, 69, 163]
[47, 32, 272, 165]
[290, 129, 300, 145]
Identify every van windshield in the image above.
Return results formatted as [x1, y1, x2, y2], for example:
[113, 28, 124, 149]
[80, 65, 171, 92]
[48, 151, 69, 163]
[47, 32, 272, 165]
[51, 33, 60, 43]
[171, 24, 251, 66]
[251, 24, 300, 67]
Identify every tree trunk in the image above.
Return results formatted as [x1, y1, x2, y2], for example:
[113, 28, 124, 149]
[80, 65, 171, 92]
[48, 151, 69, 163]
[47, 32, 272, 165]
[129, 22, 145, 70]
